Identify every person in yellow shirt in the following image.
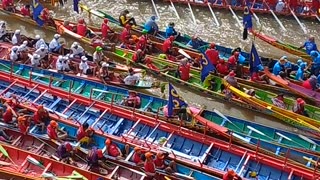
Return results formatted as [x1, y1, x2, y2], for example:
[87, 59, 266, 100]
[119, 9, 137, 26]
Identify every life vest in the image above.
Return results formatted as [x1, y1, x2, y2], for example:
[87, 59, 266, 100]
[162, 39, 172, 53]
[107, 143, 120, 157]
[228, 55, 238, 66]
[77, 23, 87, 37]
[20, 7, 30, 16]
[101, 23, 110, 39]
[3, 110, 13, 123]
[179, 64, 191, 81]
[216, 63, 229, 75]
[47, 125, 58, 140]
[144, 160, 156, 175]
[153, 157, 164, 168]
[120, 29, 130, 43]
[205, 49, 219, 66]
[132, 152, 142, 164]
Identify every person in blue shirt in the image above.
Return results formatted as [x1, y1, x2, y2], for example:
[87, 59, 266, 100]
[186, 35, 201, 49]
[272, 56, 286, 76]
[295, 62, 307, 81]
[144, 16, 158, 35]
[310, 50, 320, 76]
[165, 22, 179, 38]
[299, 37, 318, 55]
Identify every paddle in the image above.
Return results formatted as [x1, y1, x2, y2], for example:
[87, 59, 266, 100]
[212, 109, 243, 132]
[178, 49, 192, 59]
[0, 145, 18, 168]
[27, 156, 45, 169]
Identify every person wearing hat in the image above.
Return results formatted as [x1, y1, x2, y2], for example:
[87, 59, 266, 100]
[216, 59, 229, 75]
[86, 146, 109, 172]
[178, 58, 191, 81]
[76, 122, 94, 145]
[295, 62, 307, 81]
[11, 29, 21, 45]
[119, 9, 137, 26]
[132, 146, 145, 166]
[20, 4, 31, 17]
[17, 115, 30, 135]
[124, 68, 140, 85]
[33, 105, 50, 132]
[223, 169, 242, 180]
[162, 36, 175, 59]
[28, 53, 41, 67]
[105, 138, 129, 159]
[250, 66, 270, 84]
[144, 15, 158, 35]
[10, 46, 20, 62]
[144, 152, 156, 178]
[93, 46, 105, 66]
[299, 36, 318, 55]
[135, 36, 147, 53]
[205, 43, 220, 66]
[77, 18, 88, 37]
[272, 56, 287, 76]
[186, 35, 202, 49]
[271, 94, 286, 109]
[79, 56, 93, 75]
[47, 120, 68, 141]
[99, 62, 112, 84]
[35, 44, 49, 63]
[2, 108, 15, 124]
[302, 75, 318, 91]
[275, 0, 285, 12]
[224, 70, 240, 89]
[57, 142, 74, 163]
[165, 22, 179, 38]
[70, 42, 85, 58]
[120, 24, 133, 48]
[101, 18, 115, 41]
[228, 51, 239, 70]
[310, 51, 320, 76]
[292, 98, 309, 117]
[154, 151, 176, 173]
[132, 49, 145, 63]
[49, 34, 63, 54]
[124, 91, 141, 108]
[35, 38, 47, 50]
[56, 55, 68, 73]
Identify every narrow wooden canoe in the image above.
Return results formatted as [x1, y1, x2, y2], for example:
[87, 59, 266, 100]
[0, 74, 319, 179]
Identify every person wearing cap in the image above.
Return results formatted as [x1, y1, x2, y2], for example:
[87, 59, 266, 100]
[57, 142, 74, 163]
[132, 49, 145, 63]
[271, 94, 286, 109]
[310, 51, 320, 76]
[49, 34, 63, 54]
[17, 115, 30, 135]
[79, 56, 93, 75]
[12, 29, 22, 45]
[28, 53, 41, 67]
[250, 66, 269, 84]
[216, 60, 229, 75]
[272, 56, 287, 76]
[2, 0, 15, 12]
[17, 41, 29, 60]
[223, 169, 242, 180]
[35, 44, 49, 62]
[205, 43, 220, 66]
[39, 8, 55, 26]
[33, 105, 50, 132]
[76, 122, 94, 145]
[299, 37, 318, 55]
[144, 16, 158, 35]
[2, 108, 15, 124]
[77, 18, 88, 37]
[93, 46, 105, 66]
[292, 98, 309, 117]
[20, 4, 31, 17]
[275, 0, 285, 12]
[228, 51, 239, 70]
[224, 71, 240, 89]
[105, 138, 129, 159]
[186, 35, 202, 49]
[56, 55, 67, 73]
[295, 62, 307, 81]
[119, 9, 137, 26]
[135, 36, 147, 53]
[70, 42, 85, 57]
[86, 147, 108, 171]
[144, 152, 156, 178]
[35, 38, 47, 50]
[124, 91, 141, 108]
[10, 46, 20, 62]
[165, 22, 179, 38]
[154, 151, 176, 173]
[124, 68, 140, 85]
[101, 18, 115, 41]
[47, 120, 68, 141]
[99, 62, 112, 84]
[132, 146, 144, 166]
[178, 58, 191, 81]
[5, 96, 20, 111]
[120, 24, 133, 47]
[162, 36, 175, 58]
[302, 75, 318, 91]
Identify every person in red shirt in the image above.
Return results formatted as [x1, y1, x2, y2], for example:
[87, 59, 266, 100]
[39, 8, 54, 26]
[132, 147, 144, 166]
[17, 115, 30, 135]
[6, 96, 19, 111]
[228, 51, 239, 70]
[3, 108, 14, 124]
[136, 36, 147, 53]
[124, 91, 141, 108]
[101, 18, 114, 41]
[292, 98, 309, 117]
[154, 151, 176, 173]
[223, 169, 242, 180]
[77, 18, 88, 37]
[250, 72, 269, 84]
[289, 0, 298, 11]
[145, 57, 159, 71]
[302, 76, 318, 90]
[205, 43, 219, 66]
[132, 49, 145, 63]
[33, 105, 50, 132]
[144, 152, 156, 178]
[216, 60, 229, 75]
[63, 21, 74, 31]
[120, 24, 132, 47]
[47, 120, 68, 141]
[312, 0, 319, 13]
[162, 36, 175, 56]
[20, 5, 31, 17]
[105, 138, 129, 159]
[2, 0, 15, 12]
[76, 122, 94, 145]
[179, 58, 191, 81]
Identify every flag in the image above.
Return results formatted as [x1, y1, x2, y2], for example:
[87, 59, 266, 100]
[31, 0, 45, 26]
[167, 84, 188, 117]
[73, 0, 79, 13]
[199, 49, 215, 82]
[249, 43, 262, 74]
[243, 6, 252, 40]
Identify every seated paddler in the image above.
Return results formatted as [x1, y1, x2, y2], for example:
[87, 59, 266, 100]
[76, 122, 94, 146]
[165, 22, 180, 39]
[57, 142, 75, 164]
[124, 91, 141, 109]
[144, 15, 159, 35]
[299, 36, 318, 55]
[310, 51, 320, 76]
[2, 0, 15, 12]
[186, 35, 202, 49]
[272, 56, 287, 76]
[119, 9, 137, 26]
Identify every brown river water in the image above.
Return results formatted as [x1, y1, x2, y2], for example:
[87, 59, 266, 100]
[1, 0, 319, 133]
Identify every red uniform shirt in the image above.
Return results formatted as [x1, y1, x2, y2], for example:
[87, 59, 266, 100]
[18, 119, 29, 134]
[77, 23, 87, 37]
[47, 125, 58, 140]
[144, 160, 156, 173]
[76, 126, 86, 141]
[216, 63, 229, 75]
[132, 152, 142, 164]
[250, 72, 261, 81]
[228, 55, 238, 66]
[2, 0, 13, 9]
[20, 7, 30, 16]
[101, 23, 110, 39]
[302, 79, 312, 89]
[120, 29, 130, 43]
[65, 25, 73, 31]
[205, 49, 219, 66]
[33, 110, 47, 124]
[3, 110, 13, 123]
[107, 143, 120, 157]
[7, 101, 18, 110]
[162, 39, 172, 53]
[132, 53, 142, 63]
[179, 64, 191, 81]
[153, 157, 164, 168]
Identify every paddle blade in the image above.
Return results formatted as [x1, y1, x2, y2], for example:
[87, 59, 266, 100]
[0, 145, 9, 158]
[243, 28, 248, 40]
[0, 160, 12, 166]
[27, 156, 44, 168]
[178, 49, 191, 59]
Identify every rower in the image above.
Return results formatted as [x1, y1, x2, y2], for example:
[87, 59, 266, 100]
[302, 75, 318, 91]
[228, 51, 239, 70]
[162, 36, 175, 60]
[33, 105, 50, 132]
[292, 98, 309, 117]
[70, 42, 85, 58]
[47, 120, 68, 141]
[132, 49, 145, 63]
[144, 152, 156, 178]
[105, 138, 129, 159]
[271, 94, 286, 109]
[299, 36, 318, 55]
[86, 147, 108, 172]
[91, 37, 115, 52]
[224, 71, 240, 89]
[5, 96, 19, 110]
[77, 18, 88, 37]
[272, 56, 287, 76]
[124, 68, 140, 85]
[154, 151, 177, 173]
[11, 29, 21, 45]
[178, 58, 191, 81]
[119, 9, 137, 26]
[28, 53, 41, 67]
[2, 0, 15, 12]
[99, 62, 111, 84]
[35, 38, 47, 49]
[165, 22, 179, 38]
[35, 44, 49, 62]
[57, 142, 74, 163]
[120, 24, 132, 48]
[250, 66, 269, 84]
[132, 147, 144, 166]
[275, 0, 285, 12]
[245, 89, 256, 96]
[31, 35, 40, 47]
[310, 51, 320, 76]
[295, 62, 307, 81]
[20, 4, 31, 17]
[205, 43, 219, 66]
[101, 18, 114, 41]
[0, 21, 8, 42]
[17, 115, 30, 135]
[18, 41, 30, 61]
[144, 16, 158, 35]
[76, 122, 94, 145]
[3, 108, 15, 124]
[56, 55, 68, 73]
[9, 46, 19, 62]
[186, 35, 202, 49]
[135, 36, 147, 53]
[79, 56, 93, 75]
[93, 46, 104, 66]
[39, 8, 52, 26]
[216, 60, 229, 75]
[223, 169, 242, 180]
[124, 91, 141, 108]
[49, 34, 63, 54]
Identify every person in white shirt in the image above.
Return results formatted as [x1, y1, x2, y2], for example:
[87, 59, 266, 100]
[62, 56, 71, 72]
[0, 21, 8, 41]
[79, 56, 92, 75]
[275, 0, 285, 12]
[70, 42, 85, 57]
[11, 29, 21, 45]
[56, 55, 64, 72]
[35, 44, 49, 62]
[93, 46, 104, 66]
[18, 41, 29, 52]
[124, 68, 140, 85]
[10, 46, 19, 61]
[28, 54, 41, 67]
[49, 34, 62, 53]
[31, 34, 41, 47]
[35, 38, 47, 49]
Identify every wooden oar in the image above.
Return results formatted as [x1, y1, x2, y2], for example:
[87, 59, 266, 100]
[170, 0, 180, 19]
[0, 145, 18, 168]
[288, 7, 307, 34]
[27, 156, 45, 169]
[187, 2, 197, 24]
[262, 0, 286, 31]
[208, 3, 220, 27]
[178, 49, 192, 59]
[151, 0, 161, 20]
[228, 5, 242, 28]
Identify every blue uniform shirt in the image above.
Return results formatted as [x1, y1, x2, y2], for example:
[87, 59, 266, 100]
[165, 26, 177, 38]
[272, 61, 283, 75]
[144, 19, 158, 33]
[295, 67, 304, 81]
[303, 41, 318, 55]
